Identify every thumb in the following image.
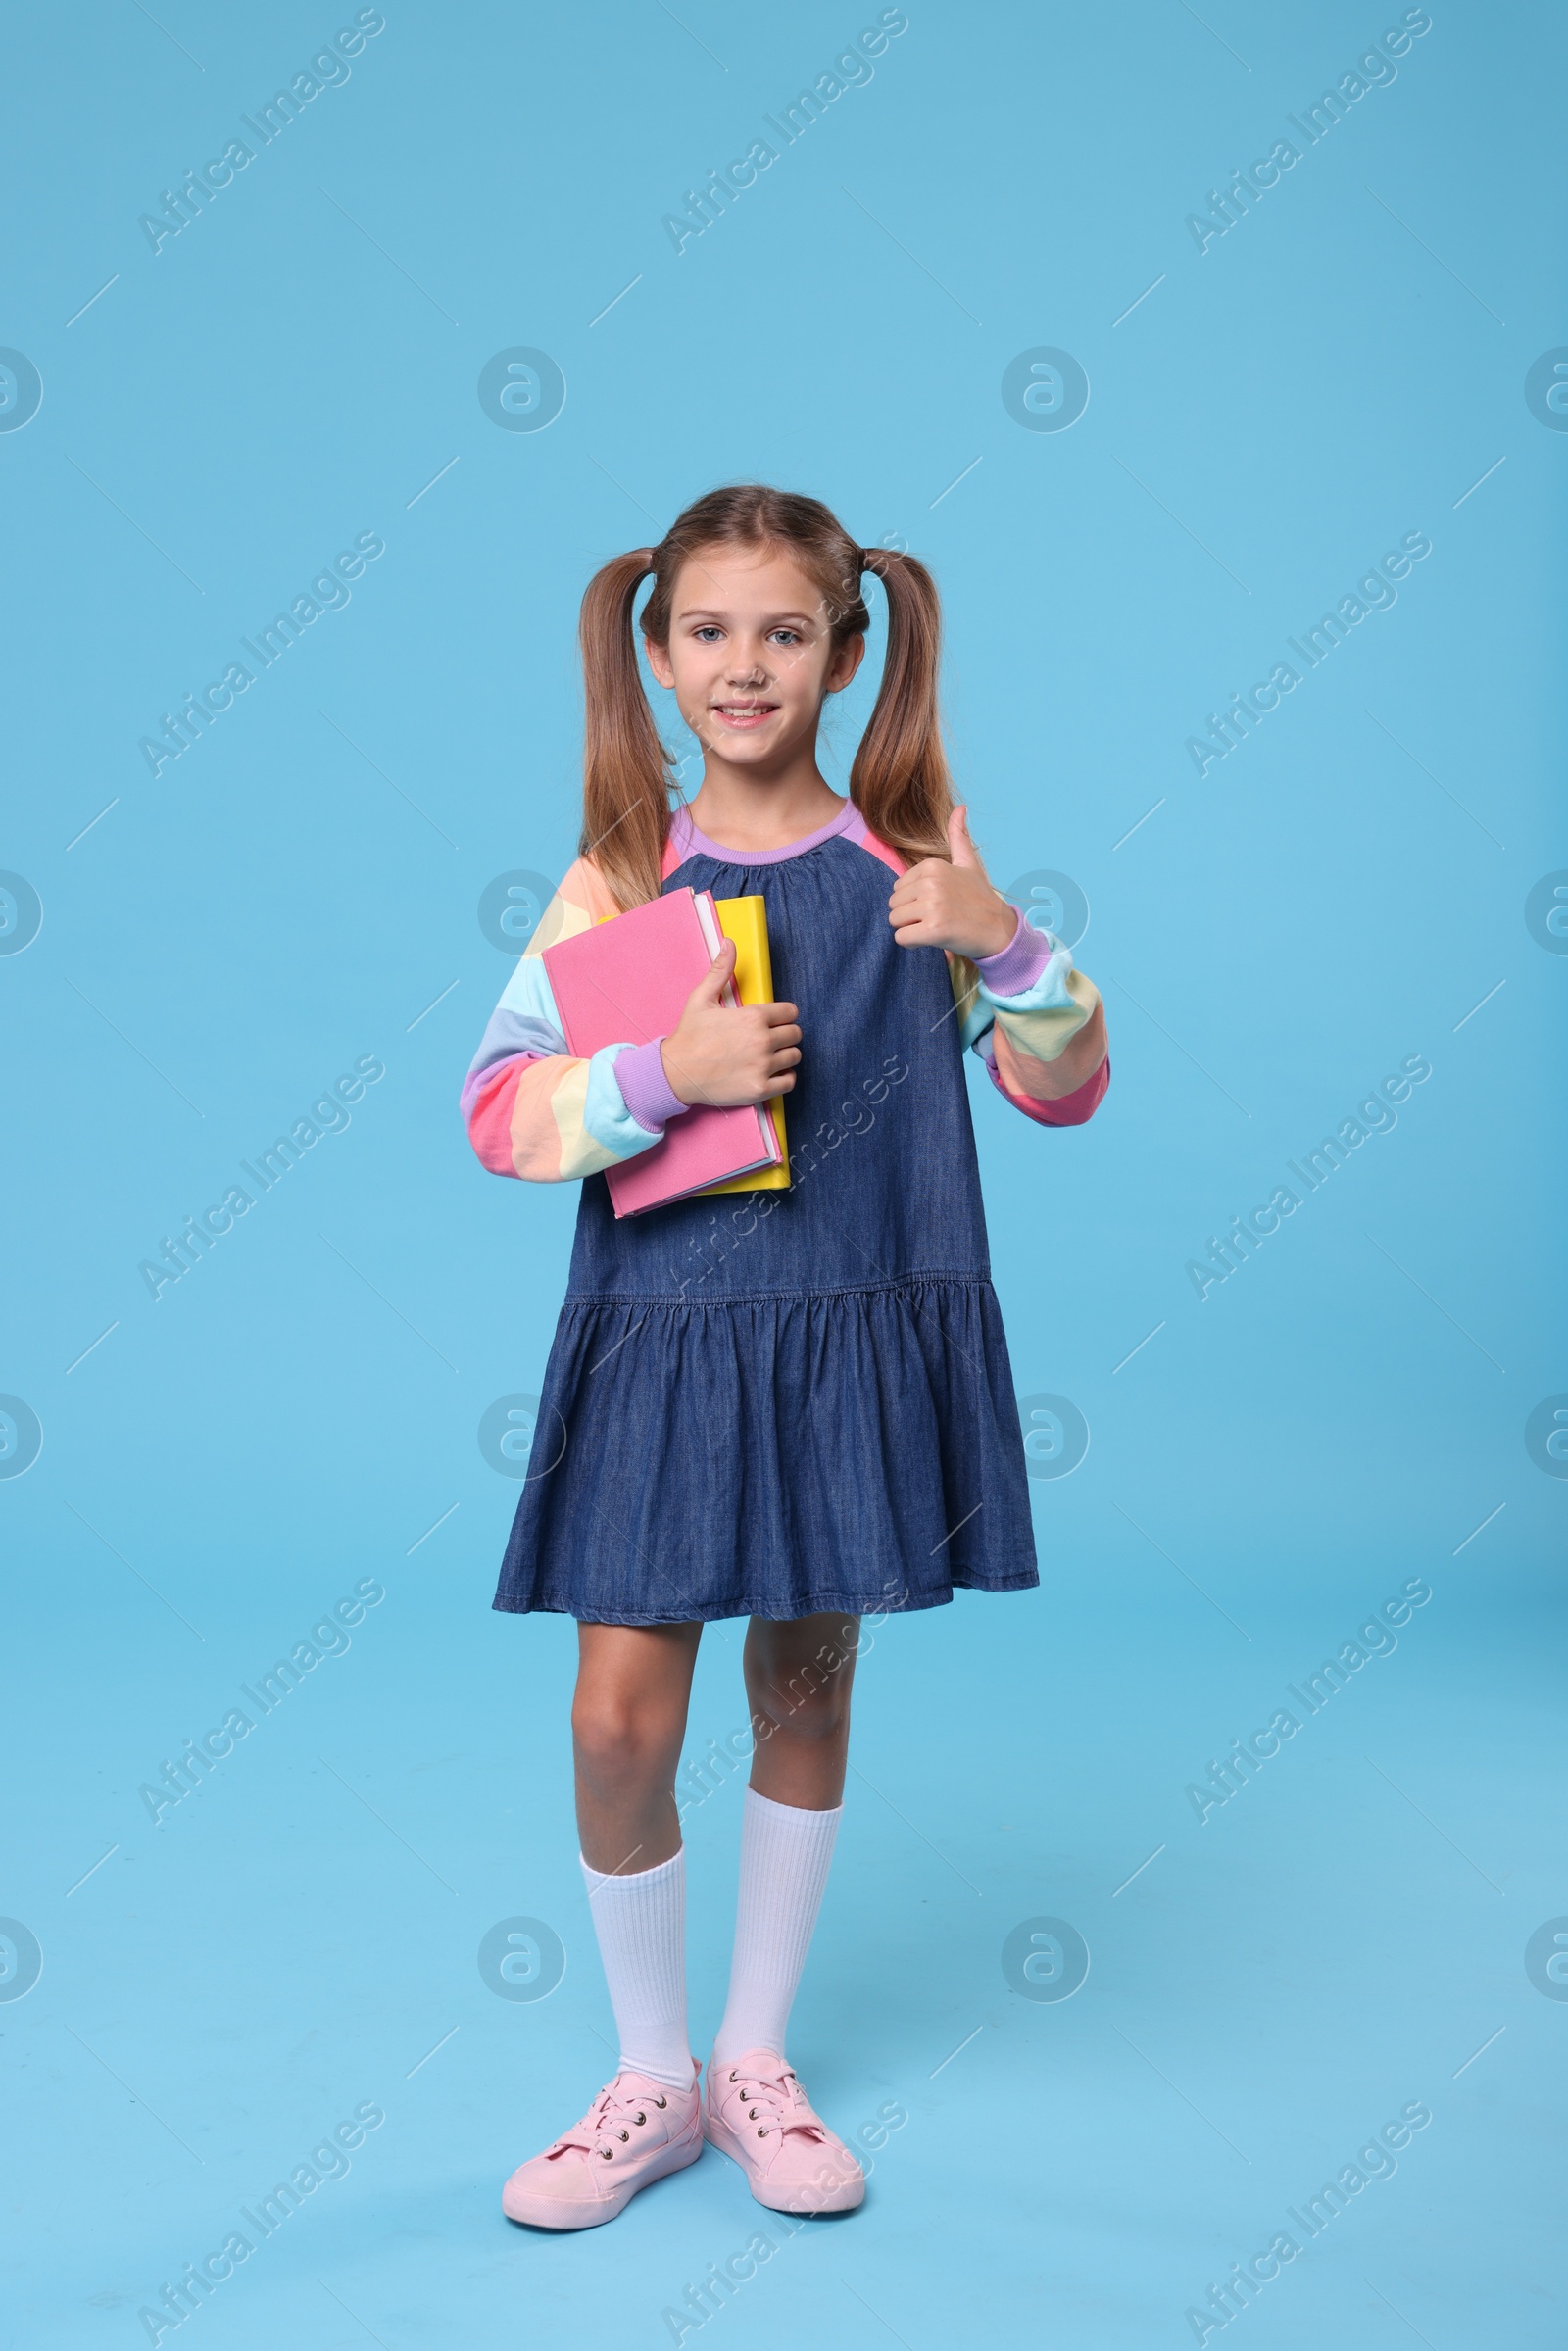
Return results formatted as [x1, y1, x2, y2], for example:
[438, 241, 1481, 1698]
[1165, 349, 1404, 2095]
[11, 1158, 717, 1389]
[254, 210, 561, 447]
[948, 804, 983, 871]
[698, 935, 737, 998]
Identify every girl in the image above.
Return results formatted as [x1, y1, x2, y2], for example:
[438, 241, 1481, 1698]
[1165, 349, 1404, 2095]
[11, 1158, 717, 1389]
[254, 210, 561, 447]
[462, 485, 1108, 2229]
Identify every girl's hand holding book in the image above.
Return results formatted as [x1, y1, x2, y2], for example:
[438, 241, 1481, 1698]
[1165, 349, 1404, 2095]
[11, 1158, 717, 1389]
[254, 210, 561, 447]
[660, 938, 803, 1108]
[887, 806, 1017, 960]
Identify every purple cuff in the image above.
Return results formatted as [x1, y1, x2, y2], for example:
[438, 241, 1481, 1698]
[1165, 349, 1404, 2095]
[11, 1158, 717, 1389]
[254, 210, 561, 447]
[974, 907, 1055, 998]
[614, 1037, 690, 1135]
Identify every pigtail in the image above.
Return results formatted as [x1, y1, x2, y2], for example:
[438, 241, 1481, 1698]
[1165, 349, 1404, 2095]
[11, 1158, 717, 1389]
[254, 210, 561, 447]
[578, 548, 670, 910]
[849, 550, 956, 867]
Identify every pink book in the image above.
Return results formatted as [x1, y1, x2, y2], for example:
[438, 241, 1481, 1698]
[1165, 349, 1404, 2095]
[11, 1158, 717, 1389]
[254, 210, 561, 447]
[542, 887, 780, 1217]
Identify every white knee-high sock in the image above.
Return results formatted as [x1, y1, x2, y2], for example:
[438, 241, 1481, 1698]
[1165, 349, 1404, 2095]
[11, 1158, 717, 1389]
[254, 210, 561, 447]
[579, 1847, 693, 2091]
[711, 1788, 843, 2067]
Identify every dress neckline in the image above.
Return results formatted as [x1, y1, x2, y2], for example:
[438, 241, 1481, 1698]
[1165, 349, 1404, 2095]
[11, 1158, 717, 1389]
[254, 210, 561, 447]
[667, 799, 865, 867]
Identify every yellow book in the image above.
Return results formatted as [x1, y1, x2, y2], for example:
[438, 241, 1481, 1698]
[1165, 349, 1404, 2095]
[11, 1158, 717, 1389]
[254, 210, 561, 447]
[698, 895, 791, 1194]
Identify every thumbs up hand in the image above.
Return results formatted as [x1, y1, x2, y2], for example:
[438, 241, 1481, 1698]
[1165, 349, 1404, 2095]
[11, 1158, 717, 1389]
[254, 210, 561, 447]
[887, 805, 1018, 958]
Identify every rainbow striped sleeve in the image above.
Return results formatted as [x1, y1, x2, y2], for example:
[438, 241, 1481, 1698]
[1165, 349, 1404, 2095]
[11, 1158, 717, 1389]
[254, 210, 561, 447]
[951, 920, 1109, 1129]
[461, 858, 678, 1181]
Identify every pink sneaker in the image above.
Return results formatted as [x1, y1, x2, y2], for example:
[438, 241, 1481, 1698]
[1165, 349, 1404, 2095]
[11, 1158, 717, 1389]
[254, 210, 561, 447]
[502, 2064, 703, 2229]
[704, 2049, 865, 2214]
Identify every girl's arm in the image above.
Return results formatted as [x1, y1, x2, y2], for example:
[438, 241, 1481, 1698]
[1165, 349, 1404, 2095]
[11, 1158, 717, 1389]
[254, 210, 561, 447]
[461, 858, 690, 1181]
[950, 917, 1110, 1129]
[879, 807, 1109, 1131]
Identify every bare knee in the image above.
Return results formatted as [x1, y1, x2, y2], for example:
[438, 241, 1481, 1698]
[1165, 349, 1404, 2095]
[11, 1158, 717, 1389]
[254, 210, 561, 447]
[571, 1690, 682, 1794]
[748, 1659, 852, 1749]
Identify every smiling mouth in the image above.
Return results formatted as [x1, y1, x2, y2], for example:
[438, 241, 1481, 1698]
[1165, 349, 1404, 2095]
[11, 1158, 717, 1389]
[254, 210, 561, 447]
[712, 702, 779, 725]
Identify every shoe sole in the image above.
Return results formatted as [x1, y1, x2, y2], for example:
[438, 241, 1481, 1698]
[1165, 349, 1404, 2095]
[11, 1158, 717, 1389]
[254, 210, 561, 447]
[503, 2127, 703, 2229]
[702, 2108, 865, 2214]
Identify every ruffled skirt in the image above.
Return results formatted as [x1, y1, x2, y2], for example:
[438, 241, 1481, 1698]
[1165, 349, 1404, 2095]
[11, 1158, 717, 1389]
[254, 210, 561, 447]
[494, 1274, 1039, 1624]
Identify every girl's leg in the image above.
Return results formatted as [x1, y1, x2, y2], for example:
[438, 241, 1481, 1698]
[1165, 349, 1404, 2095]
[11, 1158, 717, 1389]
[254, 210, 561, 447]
[711, 1612, 859, 2067]
[572, 1620, 703, 1873]
[571, 1621, 704, 2091]
[743, 1610, 859, 1809]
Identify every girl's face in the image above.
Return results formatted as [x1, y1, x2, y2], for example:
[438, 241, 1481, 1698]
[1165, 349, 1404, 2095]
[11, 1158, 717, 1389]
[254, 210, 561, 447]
[645, 542, 864, 770]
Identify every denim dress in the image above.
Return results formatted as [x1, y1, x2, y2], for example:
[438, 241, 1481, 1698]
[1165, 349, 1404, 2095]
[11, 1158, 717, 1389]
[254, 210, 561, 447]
[494, 808, 1039, 1625]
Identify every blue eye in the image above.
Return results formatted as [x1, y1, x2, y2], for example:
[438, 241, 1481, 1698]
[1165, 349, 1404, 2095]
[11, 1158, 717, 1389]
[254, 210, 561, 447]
[693, 626, 723, 643]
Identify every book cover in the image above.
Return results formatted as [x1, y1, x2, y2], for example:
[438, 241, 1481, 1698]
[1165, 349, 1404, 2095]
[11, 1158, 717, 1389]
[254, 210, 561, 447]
[541, 887, 778, 1217]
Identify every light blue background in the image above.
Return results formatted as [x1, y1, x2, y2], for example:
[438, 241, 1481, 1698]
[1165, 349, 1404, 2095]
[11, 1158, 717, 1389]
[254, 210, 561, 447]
[3, 3, 1563, 2344]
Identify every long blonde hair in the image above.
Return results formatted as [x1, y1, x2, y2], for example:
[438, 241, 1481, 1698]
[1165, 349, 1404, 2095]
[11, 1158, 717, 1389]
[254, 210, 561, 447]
[576, 484, 956, 908]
